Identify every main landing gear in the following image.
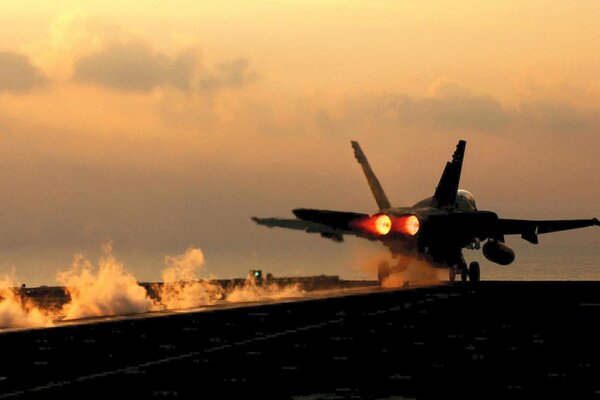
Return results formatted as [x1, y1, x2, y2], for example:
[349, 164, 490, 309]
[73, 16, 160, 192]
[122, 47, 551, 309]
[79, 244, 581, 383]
[469, 261, 480, 282]
[449, 261, 480, 283]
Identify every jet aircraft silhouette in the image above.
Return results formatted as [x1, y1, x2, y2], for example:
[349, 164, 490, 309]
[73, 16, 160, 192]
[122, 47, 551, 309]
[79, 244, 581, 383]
[253, 141, 599, 283]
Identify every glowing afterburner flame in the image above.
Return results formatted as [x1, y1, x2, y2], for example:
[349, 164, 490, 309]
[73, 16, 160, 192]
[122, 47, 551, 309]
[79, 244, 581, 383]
[374, 214, 392, 235]
[352, 214, 420, 236]
[395, 215, 420, 236]
[352, 214, 392, 236]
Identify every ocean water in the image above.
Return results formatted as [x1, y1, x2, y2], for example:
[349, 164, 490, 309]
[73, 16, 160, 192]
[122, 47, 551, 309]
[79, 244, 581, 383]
[1, 238, 599, 288]
[466, 242, 600, 281]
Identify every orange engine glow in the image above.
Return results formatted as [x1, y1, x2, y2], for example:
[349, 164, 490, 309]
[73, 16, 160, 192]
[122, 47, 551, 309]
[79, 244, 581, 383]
[395, 215, 420, 236]
[351, 214, 392, 236]
[373, 214, 392, 235]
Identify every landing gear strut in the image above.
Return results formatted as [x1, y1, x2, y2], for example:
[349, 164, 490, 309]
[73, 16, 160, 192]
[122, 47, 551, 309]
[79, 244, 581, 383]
[449, 258, 468, 282]
[448, 267, 456, 282]
[449, 260, 480, 283]
[378, 256, 411, 285]
[460, 266, 469, 282]
[378, 261, 391, 284]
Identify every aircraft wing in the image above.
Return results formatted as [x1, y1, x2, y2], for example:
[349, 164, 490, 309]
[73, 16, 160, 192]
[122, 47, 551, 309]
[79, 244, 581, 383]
[498, 217, 600, 244]
[252, 208, 375, 242]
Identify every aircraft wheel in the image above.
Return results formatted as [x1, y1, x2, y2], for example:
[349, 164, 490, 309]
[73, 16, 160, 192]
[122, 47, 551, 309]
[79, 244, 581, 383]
[460, 267, 468, 282]
[378, 261, 391, 284]
[448, 267, 456, 282]
[469, 262, 480, 282]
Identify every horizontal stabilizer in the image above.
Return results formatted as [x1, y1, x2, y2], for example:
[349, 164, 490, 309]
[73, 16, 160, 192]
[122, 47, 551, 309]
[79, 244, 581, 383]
[293, 208, 369, 230]
[251, 217, 345, 241]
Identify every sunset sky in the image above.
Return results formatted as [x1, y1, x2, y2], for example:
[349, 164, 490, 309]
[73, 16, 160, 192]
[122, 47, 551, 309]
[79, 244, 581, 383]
[1, 1, 599, 285]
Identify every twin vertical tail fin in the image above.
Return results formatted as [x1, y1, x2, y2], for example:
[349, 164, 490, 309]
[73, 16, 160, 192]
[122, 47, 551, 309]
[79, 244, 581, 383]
[351, 141, 392, 210]
[431, 140, 466, 209]
[351, 139, 466, 211]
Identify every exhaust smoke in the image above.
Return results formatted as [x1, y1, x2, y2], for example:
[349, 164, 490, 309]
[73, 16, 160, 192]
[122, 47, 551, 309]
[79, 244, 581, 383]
[381, 256, 446, 288]
[356, 249, 445, 288]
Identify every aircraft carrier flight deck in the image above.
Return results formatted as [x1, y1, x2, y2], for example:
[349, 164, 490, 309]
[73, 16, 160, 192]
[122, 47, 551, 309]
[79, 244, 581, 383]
[1, 280, 600, 399]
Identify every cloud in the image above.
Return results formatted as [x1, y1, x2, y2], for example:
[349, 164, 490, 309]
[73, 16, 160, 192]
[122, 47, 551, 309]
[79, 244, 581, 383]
[319, 81, 600, 134]
[73, 41, 198, 92]
[199, 58, 257, 91]
[73, 40, 255, 93]
[515, 101, 597, 133]
[387, 93, 509, 132]
[0, 52, 47, 93]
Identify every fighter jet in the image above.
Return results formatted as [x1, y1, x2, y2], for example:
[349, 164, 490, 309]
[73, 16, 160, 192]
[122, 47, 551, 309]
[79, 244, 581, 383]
[252, 140, 599, 283]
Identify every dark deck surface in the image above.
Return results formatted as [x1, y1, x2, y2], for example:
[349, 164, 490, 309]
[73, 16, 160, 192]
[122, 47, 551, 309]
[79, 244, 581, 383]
[1, 281, 600, 399]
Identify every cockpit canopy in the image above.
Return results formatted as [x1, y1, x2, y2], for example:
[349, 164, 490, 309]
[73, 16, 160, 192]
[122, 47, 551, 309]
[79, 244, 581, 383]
[411, 189, 478, 211]
[456, 189, 477, 211]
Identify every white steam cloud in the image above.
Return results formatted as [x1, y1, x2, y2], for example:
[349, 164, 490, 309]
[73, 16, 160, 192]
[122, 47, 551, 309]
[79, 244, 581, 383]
[57, 243, 155, 320]
[154, 247, 224, 309]
[0, 244, 305, 329]
[0, 270, 54, 328]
